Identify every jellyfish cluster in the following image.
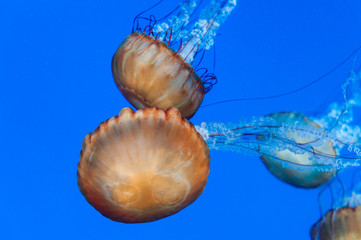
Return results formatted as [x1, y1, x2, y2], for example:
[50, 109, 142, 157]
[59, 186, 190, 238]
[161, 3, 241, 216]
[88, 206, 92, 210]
[77, 0, 361, 238]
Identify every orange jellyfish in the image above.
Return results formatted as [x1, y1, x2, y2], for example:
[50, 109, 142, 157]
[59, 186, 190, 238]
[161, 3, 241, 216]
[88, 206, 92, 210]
[112, 0, 236, 118]
[310, 167, 361, 239]
[112, 32, 205, 119]
[77, 107, 210, 223]
[311, 206, 361, 240]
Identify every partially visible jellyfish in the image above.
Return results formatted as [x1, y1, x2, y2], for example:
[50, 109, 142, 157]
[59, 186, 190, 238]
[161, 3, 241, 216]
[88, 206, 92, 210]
[195, 65, 361, 188]
[77, 107, 210, 223]
[112, 0, 236, 118]
[312, 206, 361, 240]
[310, 167, 361, 240]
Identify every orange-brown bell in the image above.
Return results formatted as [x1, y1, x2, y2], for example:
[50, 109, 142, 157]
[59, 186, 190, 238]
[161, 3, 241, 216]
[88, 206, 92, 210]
[311, 206, 361, 240]
[112, 32, 205, 119]
[77, 107, 210, 223]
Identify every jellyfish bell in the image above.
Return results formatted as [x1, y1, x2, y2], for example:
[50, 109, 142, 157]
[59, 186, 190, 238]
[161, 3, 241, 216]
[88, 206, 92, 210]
[259, 112, 336, 188]
[310, 168, 361, 240]
[311, 206, 361, 240]
[112, 0, 236, 119]
[112, 32, 205, 119]
[77, 107, 210, 223]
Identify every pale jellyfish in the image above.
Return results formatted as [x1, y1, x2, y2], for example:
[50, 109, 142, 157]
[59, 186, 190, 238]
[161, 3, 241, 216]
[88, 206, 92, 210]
[195, 65, 361, 188]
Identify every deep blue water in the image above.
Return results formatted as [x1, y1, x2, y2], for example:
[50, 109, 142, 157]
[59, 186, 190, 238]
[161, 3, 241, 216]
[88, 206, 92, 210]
[1, 0, 361, 239]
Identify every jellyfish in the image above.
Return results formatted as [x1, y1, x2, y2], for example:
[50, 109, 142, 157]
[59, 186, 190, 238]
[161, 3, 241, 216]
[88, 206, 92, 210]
[112, 0, 236, 118]
[259, 112, 336, 188]
[310, 167, 361, 240]
[196, 112, 341, 188]
[312, 206, 361, 240]
[77, 107, 210, 223]
[195, 64, 361, 188]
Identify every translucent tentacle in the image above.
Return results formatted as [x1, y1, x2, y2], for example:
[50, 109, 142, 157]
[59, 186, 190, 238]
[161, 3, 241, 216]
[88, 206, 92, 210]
[196, 117, 361, 171]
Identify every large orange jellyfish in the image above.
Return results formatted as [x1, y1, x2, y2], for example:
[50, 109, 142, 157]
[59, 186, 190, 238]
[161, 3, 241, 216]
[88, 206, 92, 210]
[310, 167, 361, 239]
[77, 107, 210, 223]
[112, 0, 236, 118]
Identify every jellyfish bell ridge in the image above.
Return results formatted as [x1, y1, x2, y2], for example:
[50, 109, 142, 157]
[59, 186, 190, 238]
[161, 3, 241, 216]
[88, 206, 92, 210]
[259, 112, 336, 188]
[77, 107, 210, 223]
[112, 32, 205, 119]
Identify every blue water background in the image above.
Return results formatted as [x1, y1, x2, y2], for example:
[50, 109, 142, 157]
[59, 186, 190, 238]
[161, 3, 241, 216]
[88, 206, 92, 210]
[1, 0, 361, 239]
